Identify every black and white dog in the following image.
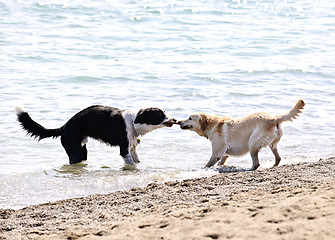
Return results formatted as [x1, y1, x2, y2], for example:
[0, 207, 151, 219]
[15, 105, 177, 165]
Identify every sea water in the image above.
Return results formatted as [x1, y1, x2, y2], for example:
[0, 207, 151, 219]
[0, 0, 334, 209]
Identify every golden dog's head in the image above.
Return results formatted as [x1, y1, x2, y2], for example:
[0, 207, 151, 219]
[178, 113, 208, 132]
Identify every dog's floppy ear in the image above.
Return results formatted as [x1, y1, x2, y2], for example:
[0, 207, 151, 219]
[199, 113, 208, 132]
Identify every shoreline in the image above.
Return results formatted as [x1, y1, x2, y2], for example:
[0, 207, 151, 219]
[1, 157, 335, 239]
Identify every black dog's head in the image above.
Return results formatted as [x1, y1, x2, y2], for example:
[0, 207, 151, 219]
[134, 108, 177, 135]
[135, 108, 177, 126]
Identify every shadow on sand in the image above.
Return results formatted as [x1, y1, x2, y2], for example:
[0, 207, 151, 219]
[217, 165, 251, 173]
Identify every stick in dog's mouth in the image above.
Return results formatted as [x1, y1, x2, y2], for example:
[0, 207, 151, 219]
[163, 118, 178, 127]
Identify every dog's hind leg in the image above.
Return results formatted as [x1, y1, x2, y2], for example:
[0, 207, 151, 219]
[248, 129, 264, 170]
[65, 144, 84, 164]
[270, 141, 281, 167]
[82, 144, 88, 161]
[61, 135, 84, 164]
[270, 124, 282, 167]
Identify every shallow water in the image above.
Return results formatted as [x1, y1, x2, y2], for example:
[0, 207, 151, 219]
[1, 0, 334, 209]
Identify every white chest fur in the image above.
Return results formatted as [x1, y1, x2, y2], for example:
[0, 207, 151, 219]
[122, 110, 137, 146]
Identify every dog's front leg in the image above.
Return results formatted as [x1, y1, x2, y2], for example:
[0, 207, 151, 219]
[130, 145, 140, 163]
[120, 144, 135, 165]
[205, 141, 226, 168]
[217, 155, 229, 166]
[123, 153, 135, 165]
[205, 155, 221, 168]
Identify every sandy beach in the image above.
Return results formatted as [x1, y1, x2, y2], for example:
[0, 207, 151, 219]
[1, 157, 335, 240]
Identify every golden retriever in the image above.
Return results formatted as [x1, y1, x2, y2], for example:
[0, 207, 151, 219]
[178, 100, 305, 170]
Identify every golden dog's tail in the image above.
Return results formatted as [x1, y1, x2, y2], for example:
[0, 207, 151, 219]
[276, 100, 305, 123]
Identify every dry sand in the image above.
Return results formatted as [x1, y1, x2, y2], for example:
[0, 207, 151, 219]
[1, 157, 335, 240]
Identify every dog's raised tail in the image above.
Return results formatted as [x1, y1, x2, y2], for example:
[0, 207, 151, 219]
[276, 100, 305, 123]
[15, 106, 63, 140]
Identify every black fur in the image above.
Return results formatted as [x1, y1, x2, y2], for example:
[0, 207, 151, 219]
[17, 111, 63, 140]
[135, 108, 166, 125]
[16, 105, 172, 165]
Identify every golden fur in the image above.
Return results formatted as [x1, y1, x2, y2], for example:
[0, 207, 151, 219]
[179, 100, 305, 170]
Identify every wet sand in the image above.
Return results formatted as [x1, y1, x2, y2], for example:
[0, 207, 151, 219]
[1, 157, 335, 240]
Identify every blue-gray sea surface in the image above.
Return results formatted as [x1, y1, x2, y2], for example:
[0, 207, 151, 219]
[1, 0, 334, 209]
